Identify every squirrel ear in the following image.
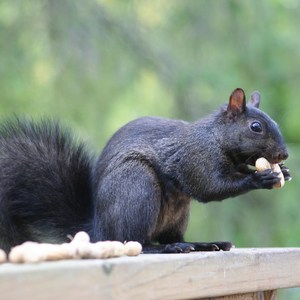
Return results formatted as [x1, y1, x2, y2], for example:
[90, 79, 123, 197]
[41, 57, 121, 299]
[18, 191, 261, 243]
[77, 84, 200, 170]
[250, 91, 260, 108]
[227, 88, 246, 118]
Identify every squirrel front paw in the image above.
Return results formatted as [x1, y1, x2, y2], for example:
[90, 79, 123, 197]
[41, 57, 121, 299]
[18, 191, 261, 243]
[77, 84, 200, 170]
[255, 157, 291, 188]
[279, 163, 292, 182]
[253, 169, 281, 189]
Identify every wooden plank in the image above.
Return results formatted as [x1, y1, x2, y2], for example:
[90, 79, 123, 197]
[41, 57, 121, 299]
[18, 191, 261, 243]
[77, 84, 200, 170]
[0, 248, 299, 300]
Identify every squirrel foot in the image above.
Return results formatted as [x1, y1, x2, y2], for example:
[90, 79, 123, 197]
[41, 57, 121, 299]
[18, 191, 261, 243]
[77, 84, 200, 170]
[162, 241, 233, 253]
[143, 241, 233, 254]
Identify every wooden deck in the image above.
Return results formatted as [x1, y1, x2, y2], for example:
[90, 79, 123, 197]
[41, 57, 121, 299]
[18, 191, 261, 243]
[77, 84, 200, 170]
[0, 248, 300, 299]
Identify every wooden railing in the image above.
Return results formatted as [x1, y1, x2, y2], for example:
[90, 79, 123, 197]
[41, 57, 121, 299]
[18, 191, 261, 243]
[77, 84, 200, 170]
[1, 248, 300, 299]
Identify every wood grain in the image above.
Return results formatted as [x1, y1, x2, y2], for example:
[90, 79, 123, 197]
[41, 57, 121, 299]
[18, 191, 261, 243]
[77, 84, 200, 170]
[0, 248, 299, 300]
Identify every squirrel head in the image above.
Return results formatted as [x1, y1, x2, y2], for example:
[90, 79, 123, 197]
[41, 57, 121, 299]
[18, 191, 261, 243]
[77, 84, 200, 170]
[220, 88, 288, 166]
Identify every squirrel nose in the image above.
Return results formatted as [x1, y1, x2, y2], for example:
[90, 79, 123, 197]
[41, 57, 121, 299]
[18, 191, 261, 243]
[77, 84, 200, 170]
[276, 149, 288, 161]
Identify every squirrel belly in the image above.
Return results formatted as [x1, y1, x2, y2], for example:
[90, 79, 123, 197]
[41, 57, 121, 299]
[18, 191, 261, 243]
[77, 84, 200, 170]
[0, 88, 291, 253]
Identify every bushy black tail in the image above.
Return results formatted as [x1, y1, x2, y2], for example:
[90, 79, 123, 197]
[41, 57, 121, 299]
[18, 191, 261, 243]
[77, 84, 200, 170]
[0, 118, 93, 252]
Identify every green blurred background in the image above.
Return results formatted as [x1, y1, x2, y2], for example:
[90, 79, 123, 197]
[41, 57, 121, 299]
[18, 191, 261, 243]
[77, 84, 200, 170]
[0, 0, 299, 298]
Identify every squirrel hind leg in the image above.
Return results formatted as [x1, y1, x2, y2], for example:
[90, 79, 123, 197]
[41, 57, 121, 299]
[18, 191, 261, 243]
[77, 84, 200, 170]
[142, 241, 233, 253]
[191, 241, 233, 251]
[93, 159, 161, 243]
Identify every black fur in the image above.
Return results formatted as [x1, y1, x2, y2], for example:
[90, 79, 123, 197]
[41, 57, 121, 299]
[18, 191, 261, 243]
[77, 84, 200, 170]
[0, 89, 291, 253]
[0, 119, 93, 252]
[92, 89, 289, 251]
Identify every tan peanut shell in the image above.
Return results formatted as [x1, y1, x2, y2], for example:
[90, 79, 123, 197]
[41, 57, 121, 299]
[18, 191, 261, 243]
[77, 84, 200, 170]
[255, 157, 285, 188]
[124, 241, 143, 256]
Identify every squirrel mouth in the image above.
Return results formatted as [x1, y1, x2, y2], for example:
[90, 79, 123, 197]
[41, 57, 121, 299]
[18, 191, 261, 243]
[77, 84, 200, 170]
[233, 149, 286, 168]
[245, 154, 283, 166]
[266, 158, 283, 164]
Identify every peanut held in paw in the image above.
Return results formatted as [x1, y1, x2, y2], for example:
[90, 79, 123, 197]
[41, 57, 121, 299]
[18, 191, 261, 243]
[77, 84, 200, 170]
[255, 157, 285, 188]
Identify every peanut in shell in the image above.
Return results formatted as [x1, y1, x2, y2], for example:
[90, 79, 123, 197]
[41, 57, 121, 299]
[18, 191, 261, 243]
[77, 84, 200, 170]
[255, 157, 284, 188]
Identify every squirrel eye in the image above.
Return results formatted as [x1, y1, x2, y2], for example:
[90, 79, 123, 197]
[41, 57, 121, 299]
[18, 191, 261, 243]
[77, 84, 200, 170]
[250, 121, 263, 133]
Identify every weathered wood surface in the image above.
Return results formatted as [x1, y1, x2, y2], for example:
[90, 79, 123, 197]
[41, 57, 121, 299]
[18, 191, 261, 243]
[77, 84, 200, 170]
[0, 248, 299, 300]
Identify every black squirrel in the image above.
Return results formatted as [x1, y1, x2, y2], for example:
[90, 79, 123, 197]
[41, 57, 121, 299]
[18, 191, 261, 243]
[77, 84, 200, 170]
[0, 88, 291, 253]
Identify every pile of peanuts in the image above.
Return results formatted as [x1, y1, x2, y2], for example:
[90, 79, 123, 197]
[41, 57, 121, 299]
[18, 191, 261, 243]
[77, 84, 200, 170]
[0, 231, 142, 264]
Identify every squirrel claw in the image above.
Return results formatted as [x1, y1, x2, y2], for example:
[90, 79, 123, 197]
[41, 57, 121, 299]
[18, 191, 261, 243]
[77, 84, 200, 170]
[163, 243, 193, 253]
[190, 241, 233, 252]
[279, 163, 292, 181]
